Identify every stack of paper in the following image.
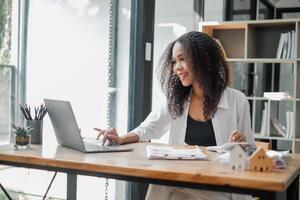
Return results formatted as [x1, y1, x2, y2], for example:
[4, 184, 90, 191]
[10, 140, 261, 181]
[146, 145, 207, 160]
[206, 142, 248, 153]
[263, 92, 291, 100]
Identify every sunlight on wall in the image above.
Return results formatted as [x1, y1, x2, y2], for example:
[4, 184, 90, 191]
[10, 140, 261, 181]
[26, 0, 109, 136]
[25, 0, 113, 199]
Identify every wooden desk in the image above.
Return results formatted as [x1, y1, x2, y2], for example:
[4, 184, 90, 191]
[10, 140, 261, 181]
[0, 142, 299, 200]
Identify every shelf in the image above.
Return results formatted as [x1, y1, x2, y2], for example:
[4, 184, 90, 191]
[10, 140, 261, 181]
[246, 97, 298, 101]
[200, 18, 300, 28]
[246, 97, 267, 100]
[246, 18, 300, 25]
[265, 98, 296, 101]
[201, 19, 300, 153]
[226, 58, 297, 63]
[254, 134, 293, 141]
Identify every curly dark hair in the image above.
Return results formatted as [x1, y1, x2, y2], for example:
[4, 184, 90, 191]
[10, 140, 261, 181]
[159, 31, 229, 120]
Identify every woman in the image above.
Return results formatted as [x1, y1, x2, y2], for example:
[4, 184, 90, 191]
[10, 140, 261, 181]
[95, 31, 255, 200]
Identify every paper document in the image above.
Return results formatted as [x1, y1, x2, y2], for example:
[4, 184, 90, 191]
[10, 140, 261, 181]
[206, 142, 248, 153]
[146, 145, 207, 160]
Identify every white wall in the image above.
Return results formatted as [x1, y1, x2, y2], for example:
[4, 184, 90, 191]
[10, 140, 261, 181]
[204, 0, 224, 21]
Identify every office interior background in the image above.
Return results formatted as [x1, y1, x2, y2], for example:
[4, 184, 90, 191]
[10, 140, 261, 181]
[0, 0, 300, 199]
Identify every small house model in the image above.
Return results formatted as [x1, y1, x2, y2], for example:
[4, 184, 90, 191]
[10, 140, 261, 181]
[230, 144, 247, 170]
[249, 147, 273, 172]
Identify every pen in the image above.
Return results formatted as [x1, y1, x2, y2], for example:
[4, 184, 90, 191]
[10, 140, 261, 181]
[19, 105, 29, 120]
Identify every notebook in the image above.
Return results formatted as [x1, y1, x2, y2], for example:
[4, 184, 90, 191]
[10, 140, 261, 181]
[44, 99, 133, 153]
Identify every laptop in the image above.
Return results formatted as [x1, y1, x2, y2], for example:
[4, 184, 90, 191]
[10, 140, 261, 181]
[44, 99, 133, 153]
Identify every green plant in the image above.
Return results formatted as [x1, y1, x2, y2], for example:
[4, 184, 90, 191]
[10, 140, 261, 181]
[12, 124, 33, 137]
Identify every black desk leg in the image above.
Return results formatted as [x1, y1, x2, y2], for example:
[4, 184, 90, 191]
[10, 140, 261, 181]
[287, 174, 299, 200]
[257, 191, 286, 200]
[43, 171, 57, 200]
[0, 183, 12, 200]
[67, 173, 77, 200]
[260, 174, 299, 200]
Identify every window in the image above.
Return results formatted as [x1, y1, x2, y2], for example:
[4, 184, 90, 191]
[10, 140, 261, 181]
[0, 0, 132, 199]
[0, 0, 18, 145]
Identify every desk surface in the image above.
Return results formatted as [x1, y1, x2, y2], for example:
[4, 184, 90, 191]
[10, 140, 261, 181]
[0, 142, 299, 192]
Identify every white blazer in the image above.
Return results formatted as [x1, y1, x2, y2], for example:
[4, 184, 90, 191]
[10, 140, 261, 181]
[132, 87, 255, 146]
[132, 87, 255, 200]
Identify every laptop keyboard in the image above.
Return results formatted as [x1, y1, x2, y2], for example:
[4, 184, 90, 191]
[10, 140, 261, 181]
[83, 140, 124, 151]
[82, 138, 132, 152]
[84, 141, 112, 150]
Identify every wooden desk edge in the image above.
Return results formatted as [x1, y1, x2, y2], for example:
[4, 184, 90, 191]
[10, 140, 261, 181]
[0, 152, 296, 192]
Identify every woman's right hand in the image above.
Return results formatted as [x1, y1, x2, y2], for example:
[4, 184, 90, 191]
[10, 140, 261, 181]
[93, 128, 124, 145]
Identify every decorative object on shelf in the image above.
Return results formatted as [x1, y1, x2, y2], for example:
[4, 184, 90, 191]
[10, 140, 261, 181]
[19, 104, 47, 144]
[271, 117, 287, 138]
[12, 124, 33, 149]
[249, 147, 273, 172]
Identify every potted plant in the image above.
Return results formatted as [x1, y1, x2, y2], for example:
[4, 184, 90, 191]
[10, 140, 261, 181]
[12, 124, 33, 149]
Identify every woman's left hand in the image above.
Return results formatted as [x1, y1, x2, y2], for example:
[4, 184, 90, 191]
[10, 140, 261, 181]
[229, 130, 246, 142]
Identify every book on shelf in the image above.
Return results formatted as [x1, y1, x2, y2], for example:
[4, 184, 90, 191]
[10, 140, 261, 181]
[263, 92, 291, 100]
[282, 33, 288, 59]
[271, 118, 287, 138]
[260, 102, 268, 136]
[276, 31, 296, 59]
[291, 31, 296, 59]
[290, 111, 294, 139]
[286, 111, 290, 138]
[286, 32, 291, 59]
[289, 111, 294, 139]
[285, 111, 294, 139]
[276, 33, 285, 59]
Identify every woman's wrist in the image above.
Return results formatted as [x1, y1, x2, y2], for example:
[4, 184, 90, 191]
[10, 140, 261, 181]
[120, 133, 139, 145]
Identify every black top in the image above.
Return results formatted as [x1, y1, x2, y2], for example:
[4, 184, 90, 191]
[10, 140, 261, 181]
[185, 115, 217, 146]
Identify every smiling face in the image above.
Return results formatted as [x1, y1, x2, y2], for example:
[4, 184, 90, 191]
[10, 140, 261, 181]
[172, 42, 194, 87]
